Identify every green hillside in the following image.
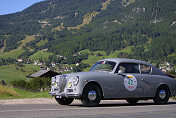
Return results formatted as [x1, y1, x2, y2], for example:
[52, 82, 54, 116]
[29, 50, 54, 61]
[81, 46, 132, 71]
[0, 35, 35, 58]
[0, 64, 40, 83]
[0, 0, 175, 64]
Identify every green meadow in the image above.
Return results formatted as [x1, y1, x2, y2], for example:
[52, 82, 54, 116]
[29, 50, 54, 61]
[0, 64, 40, 83]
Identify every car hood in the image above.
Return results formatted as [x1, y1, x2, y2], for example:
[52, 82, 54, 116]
[63, 71, 111, 80]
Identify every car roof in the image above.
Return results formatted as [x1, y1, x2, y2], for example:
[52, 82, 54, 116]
[101, 58, 152, 66]
[100, 58, 167, 76]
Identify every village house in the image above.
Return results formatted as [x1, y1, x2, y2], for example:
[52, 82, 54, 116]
[30, 70, 59, 78]
[57, 67, 73, 72]
[159, 62, 174, 72]
[33, 60, 45, 65]
[17, 59, 23, 62]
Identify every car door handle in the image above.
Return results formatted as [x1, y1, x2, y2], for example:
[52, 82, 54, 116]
[118, 73, 126, 77]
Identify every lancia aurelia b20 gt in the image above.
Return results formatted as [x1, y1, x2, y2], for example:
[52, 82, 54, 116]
[50, 58, 176, 106]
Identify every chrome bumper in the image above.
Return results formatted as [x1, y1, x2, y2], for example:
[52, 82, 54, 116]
[49, 91, 81, 98]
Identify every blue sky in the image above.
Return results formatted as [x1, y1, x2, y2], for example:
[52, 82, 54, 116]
[0, 0, 44, 15]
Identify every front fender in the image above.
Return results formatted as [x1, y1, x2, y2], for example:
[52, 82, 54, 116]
[80, 80, 104, 98]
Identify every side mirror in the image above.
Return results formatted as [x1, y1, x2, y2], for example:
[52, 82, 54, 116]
[118, 70, 122, 74]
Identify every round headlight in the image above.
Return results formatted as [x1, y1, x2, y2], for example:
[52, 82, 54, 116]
[73, 76, 79, 86]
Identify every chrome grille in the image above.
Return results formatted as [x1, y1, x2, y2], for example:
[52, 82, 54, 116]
[58, 75, 67, 92]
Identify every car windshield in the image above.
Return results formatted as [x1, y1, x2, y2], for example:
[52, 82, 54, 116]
[90, 61, 116, 72]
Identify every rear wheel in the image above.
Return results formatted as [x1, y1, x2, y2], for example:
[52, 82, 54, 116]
[55, 97, 74, 105]
[153, 86, 170, 105]
[81, 84, 102, 107]
[126, 99, 139, 104]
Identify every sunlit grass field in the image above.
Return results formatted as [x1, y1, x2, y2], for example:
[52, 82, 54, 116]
[0, 84, 50, 100]
[29, 50, 54, 61]
[0, 64, 40, 83]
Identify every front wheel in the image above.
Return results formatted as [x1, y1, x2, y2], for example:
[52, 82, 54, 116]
[81, 84, 102, 107]
[55, 97, 74, 105]
[153, 86, 170, 105]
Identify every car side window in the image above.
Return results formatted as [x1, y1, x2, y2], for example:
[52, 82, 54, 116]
[116, 63, 140, 73]
[140, 64, 151, 74]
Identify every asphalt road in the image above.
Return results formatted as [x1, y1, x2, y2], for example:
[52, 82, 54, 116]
[0, 100, 176, 118]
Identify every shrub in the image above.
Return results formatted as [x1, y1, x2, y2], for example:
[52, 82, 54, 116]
[11, 80, 27, 88]
[0, 84, 19, 97]
[11, 77, 51, 91]
[73, 63, 90, 72]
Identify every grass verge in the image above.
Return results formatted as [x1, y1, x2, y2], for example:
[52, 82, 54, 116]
[0, 85, 51, 100]
[0, 84, 19, 98]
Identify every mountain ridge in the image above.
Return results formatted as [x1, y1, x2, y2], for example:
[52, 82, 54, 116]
[0, 0, 176, 64]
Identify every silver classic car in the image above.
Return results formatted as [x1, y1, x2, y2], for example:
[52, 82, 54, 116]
[50, 58, 176, 106]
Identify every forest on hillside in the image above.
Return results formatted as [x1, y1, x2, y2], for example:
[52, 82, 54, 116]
[0, 0, 176, 65]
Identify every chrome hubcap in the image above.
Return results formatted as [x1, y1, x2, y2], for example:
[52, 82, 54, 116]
[88, 90, 97, 101]
[159, 90, 166, 99]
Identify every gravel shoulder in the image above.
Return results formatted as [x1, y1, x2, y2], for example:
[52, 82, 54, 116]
[0, 98, 58, 105]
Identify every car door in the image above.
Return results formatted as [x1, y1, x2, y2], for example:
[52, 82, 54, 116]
[138, 64, 158, 97]
[113, 63, 147, 98]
